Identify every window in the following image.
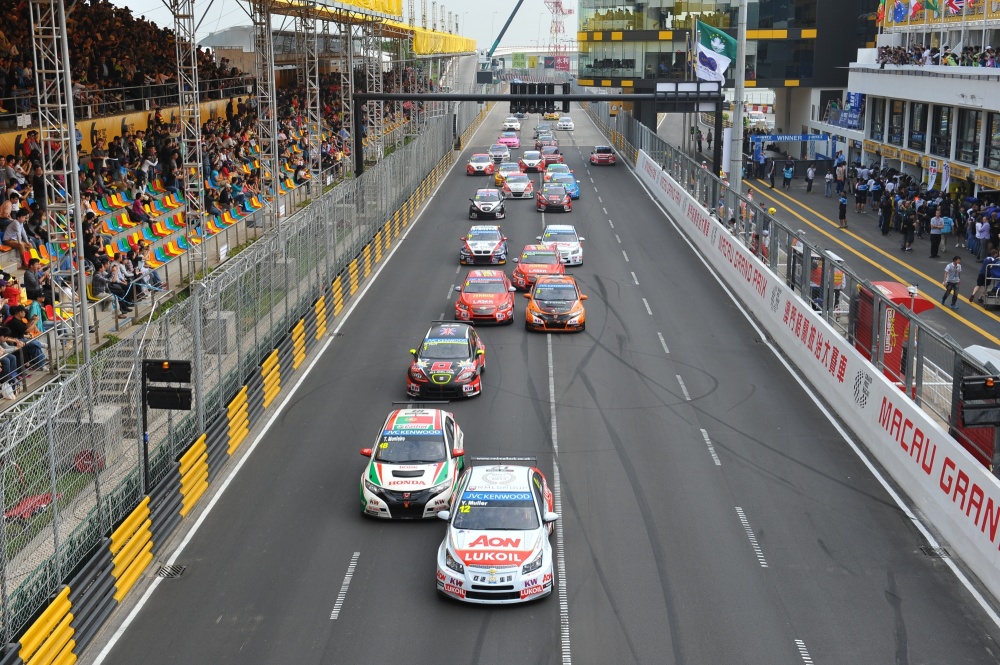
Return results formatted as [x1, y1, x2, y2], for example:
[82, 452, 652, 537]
[930, 106, 952, 158]
[987, 113, 1000, 171]
[909, 103, 928, 151]
[869, 98, 885, 141]
[957, 108, 982, 165]
[888, 100, 904, 146]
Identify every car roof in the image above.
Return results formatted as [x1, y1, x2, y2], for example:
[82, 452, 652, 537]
[475, 188, 501, 195]
[551, 173, 574, 181]
[545, 163, 569, 170]
[423, 322, 473, 341]
[501, 131, 517, 136]
[382, 408, 448, 435]
[464, 465, 534, 493]
[498, 162, 520, 169]
[522, 151, 541, 157]
[543, 224, 577, 232]
[470, 224, 501, 231]
[466, 269, 506, 280]
[594, 145, 612, 150]
[470, 153, 490, 158]
[535, 274, 577, 286]
[521, 244, 555, 253]
[541, 146, 560, 153]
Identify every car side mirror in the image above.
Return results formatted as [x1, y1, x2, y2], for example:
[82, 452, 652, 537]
[476, 349, 485, 356]
[508, 286, 516, 292]
[437, 510, 451, 521]
[523, 293, 531, 299]
[469, 198, 474, 202]
[512, 257, 519, 263]
[454, 285, 461, 292]
[360, 448, 373, 457]
[543, 512, 560, 523]
[581, 294, 588, 301]
[535, 235, 542, 241]
[579, 237, 585, 241]
[409, 348, 417, 357]
[452, 449, 465, 458]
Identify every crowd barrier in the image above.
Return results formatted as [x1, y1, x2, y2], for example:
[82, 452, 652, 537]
[0, 99, 495, 659]
[632, 147, 1000, 604]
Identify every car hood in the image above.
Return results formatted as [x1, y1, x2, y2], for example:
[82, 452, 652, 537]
[521, 157, 541, 164]
[472, 201, 500, 211]
[369, 461, 448, 490]
[534, 299, 578, 314]
[465, 240, 501, 251]
[519, 263, 561, 275]
[505, 182, 530, 191]
[546, 241, 580, 252]
[451, 528, 541, 566]
[414, 358, 474, 382]
[460, 292, 509, 308]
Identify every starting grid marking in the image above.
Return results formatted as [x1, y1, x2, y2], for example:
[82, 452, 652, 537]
[735, 507, 768, 568]
[795, 639, 815, 664]
[330, 552, 360, 619]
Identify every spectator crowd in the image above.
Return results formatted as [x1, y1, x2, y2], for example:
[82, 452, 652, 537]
[876, 44, 999, 68]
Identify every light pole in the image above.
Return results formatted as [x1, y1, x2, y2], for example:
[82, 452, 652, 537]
[491, 11, 497, 37]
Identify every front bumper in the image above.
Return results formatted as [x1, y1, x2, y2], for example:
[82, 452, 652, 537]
[537, 201, 572, 212]
[526, 313, 584, 331]
[436, 543, 554, 604]
[455, 304, 514, 323]
[407, 374, 482, 398]
[361, 485, 452, 519]
[470, 208, 506, 220]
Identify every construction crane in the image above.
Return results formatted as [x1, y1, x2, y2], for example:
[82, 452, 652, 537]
[482, 0, 526, 68]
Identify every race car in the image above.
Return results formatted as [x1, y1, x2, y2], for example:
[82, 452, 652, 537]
[543, 110, 561, 121]
[524, 275, 587, 332]
[540, 146, 564, 166]
[497, 132, 520, 149]
[460, 224, 508, 265]
[494, 161, 521, 187]
[543, 163, 572, 183]
[511, 244, 565, 290]
[502, 173, 534, 199]
[436, 464, 558, 604]
[550, 173, 580, 199]
[359, 407, 466, 519]
[535, 135, 558, 151]
[454, 269, 516, 324]
[537, 224, 584, 265]
[469, 189, 506, 220]
[590, 145, 617, 166]
[536, 184, 572, 213]
[488, 143, 511, 163]
[556, 116, 575, 131]
[407, 322, 486, 398]
[532, 123, 552, 139]
[467, 153, 495, 175]
[502, 116, 522, 131]
[519, 150, 544, 172]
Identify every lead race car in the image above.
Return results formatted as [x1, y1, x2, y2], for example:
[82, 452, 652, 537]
[359, 407, 466, 519]
[436, 463, 558, 604]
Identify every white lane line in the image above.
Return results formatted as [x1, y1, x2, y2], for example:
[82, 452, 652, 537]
[795, 640, 815, 664]
[676, 374, 691, 401]
[615, 234, 621, 243]
[616, 121, 1000, 630]
[700, 429, 721, 466]
[631, 271, 639, 285]
[598, 196, 603, 203]
[589, 176, 594, 183]
[455, 265, 461, 274]
[91, 105, 498, 665]
[657, 332, 670, 354]
[330, 552, 360, 619]
[622, 250, 629, 262]
[447, 284, 454, 299]
[547, 334, 573, 665]
[735, 507, 769, 568]
[594, 187, 598, 194]
[642, 297, 652, 315]
[439, 312, 445, 319]
[602, 207, 608, 215]
[608, 220, 614, 229]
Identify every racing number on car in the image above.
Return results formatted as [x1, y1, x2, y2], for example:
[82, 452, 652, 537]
[459, 504, 471, 513]
[431, 362, 453, 372]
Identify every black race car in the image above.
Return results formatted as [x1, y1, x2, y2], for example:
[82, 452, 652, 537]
[406, 322, 486, 398]
[469, 188, 506, 219]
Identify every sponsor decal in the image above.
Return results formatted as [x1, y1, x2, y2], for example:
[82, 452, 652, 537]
[481, 471, 516, 485]
[523, 577, 539, 588]
[543, 572, 553, 584]
[457, 549, 532, 565]
[382, 428, 443, 436]
[782, 300, 848, 383]
[520, 586, 544, 599]
[854, 370, 873, 409]
[463, 491, 532, 501]
[437, 569, 447, 582]
[387, 479, 426, 486]
[468, 535, 522, 548]
[716, 235, 768, 299]
[444, 583, 466, 598]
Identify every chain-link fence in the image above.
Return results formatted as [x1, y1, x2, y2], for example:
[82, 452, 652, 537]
[579, 96, 997, 471]
[0, 104, 482, 643]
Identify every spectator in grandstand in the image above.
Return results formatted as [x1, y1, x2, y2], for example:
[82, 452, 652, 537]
[5, 305, 46, 371]
[22, 258, 47, 301]
[3, 207, 33, 264]
[91, 260, 132, 316]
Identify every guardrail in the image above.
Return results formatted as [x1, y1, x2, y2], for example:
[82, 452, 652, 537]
[581, 97, 1000, 605]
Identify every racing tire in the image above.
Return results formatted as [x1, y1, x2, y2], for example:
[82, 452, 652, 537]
[504, 315, 515, 326]
[579, 322, 586, 332]
[525, 321, 533, 331]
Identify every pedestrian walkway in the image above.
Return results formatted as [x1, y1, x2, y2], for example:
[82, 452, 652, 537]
[656, 112, 999, 349]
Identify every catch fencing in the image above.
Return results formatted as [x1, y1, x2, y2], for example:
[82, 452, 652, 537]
[0, 96, 495, 650]
[581, 97, 998, 470]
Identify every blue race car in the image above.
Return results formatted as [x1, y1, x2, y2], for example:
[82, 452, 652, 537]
[550, 173, 580, 199]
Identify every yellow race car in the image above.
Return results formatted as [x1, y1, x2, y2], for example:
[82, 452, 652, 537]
[543, 111, 560, 121]
[494, 161, 521, 186]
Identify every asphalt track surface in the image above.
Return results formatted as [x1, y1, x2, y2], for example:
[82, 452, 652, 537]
[85, 106, 1000, 664]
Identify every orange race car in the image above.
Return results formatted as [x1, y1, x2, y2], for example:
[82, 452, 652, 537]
[511, 244, 565, 290]
[524, 275, 587, 332]
[453, 269, 516, 325]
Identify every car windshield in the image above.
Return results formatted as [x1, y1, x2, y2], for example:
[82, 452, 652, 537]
[542, 186, 567, 197]
[420, 339, 470, 359]
[505, 117, 518, 123]
[541, 147, 560, 155]
[534, 284, 578, 302]
[501, 132, 517, 138]
[542, 228, 577, 242]
[474, 191, 500, 202]
[546, 165, 569, 174]
[595, 147, 613, 154]
[374, 435, 447, 463]
[521, 250, 559, 264]
[490, 144, 506, 152]
[560, 117, 573, 123]
[536, 124, 550, 131]
[464, 279, 507, 294]
[506, 174, 529, 184]
[452, 491, 539, 530]
[551, 175, 575, 187]
[468, 228, 501, 240]
[499, 163, 519, 173]
[470, 155, 490, 163]
[522, 151, 541, 160]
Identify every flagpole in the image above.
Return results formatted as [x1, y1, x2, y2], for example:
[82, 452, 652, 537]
[729, 0, 747, 193]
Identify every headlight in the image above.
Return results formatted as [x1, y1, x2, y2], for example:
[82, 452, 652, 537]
[456, 301, 469, 310]
[498, 301, 512, 310]
[446, 549, 465, 573]
[364, 479, 383, 496]
[456, 369, 475, 381]
[409, 367, 427, 381]
[567, 313, 582, 323]
[429, 480, 451, 495]
[522, 550, 543, 574]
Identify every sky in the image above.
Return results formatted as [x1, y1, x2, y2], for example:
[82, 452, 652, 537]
[118, 0, 578, 51]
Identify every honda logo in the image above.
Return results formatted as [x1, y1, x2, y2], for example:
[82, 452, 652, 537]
[403, 493, 411, 498]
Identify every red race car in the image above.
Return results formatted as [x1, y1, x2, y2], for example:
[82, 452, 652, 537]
[590, 145, 617, 166]
[536, 184, 572, 213]
[540, 146, 564, 166]
[511, 244, 565, 290]
[453, 269, 516, 324]
[467, 153, 495, 175]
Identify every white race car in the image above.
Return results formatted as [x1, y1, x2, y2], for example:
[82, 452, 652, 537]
[488, 143, 511, 163]
[502, 116, 522, 131]
[436, 463, 558, 604]
[537, 224, 585, 266]
[359, 408, 466, 519]
[556, 116, 575, 131]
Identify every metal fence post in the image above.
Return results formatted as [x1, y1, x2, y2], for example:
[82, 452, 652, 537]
[192, 283, 206, 435]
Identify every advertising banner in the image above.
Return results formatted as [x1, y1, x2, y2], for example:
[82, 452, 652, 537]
[554, 55, 570, 71]
[512, 53, 526, 69]
[528, 55, 538, 69]
[634, 148, 1000, 603]
[543, 56, 555, 69]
